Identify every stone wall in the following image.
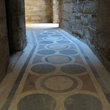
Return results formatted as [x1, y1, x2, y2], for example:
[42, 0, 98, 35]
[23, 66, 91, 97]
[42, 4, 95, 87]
[0, 0, 9, 81]
[5, 0, 27, 52]
[25, 0, 53, 23]
[97, 0, 110, 61]
[60, 0, 110, 62]
[53, 0, 59, 23]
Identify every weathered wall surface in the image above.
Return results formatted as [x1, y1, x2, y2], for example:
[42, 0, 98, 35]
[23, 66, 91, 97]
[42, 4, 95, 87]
[0, 0, 9, 81]
[25, 0, 53, 23]
[6, 0, 27, 52]
[53, 0, 59, 23]
[97, 0, 110, 61]
[60, 0, 110, 62]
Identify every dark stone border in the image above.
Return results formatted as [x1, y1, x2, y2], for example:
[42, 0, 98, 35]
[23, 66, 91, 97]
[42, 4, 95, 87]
[1, 46, 36, 110]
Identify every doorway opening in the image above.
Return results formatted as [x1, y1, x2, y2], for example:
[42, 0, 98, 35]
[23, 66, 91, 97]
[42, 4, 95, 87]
[25, 0, 59, 29]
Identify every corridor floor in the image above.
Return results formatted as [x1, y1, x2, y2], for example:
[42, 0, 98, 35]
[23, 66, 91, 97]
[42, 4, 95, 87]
[0, 27, 110, 110]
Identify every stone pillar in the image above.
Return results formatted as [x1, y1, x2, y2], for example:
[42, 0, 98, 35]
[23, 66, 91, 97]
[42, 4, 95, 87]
[59, 0, 63, 27]
[0, 0, 9, 81]
[53, 0, 59, 23]
[6, 0, 27, 52]
[97, 0, 110, 60]
[59, 0, 73, 33]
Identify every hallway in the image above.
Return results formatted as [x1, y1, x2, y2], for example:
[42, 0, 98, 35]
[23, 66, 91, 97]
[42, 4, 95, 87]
[0, 27, 110, 110]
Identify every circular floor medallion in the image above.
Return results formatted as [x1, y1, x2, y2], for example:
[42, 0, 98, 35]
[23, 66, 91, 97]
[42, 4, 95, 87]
[40, 41, 53, 44]
[47, 44, 68, 50]
[41, 32, 55, 35]
[17, 94, 56, 110]
[64, 94, 102, 110]
[45, 55, 72, 64]
[41, 75, 78, 93]
[60, 49, 78, 55]
[57, 40, 71, 44]
[31, 64, 56, 74]
[50, 35, 63, 37]
[37, 50, 55, 55]
[42, 36, 62, 41]
[61, 64, 86, 74]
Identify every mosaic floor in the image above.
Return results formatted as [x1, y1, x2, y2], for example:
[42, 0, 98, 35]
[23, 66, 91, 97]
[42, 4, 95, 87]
[0, 28, 110, 110]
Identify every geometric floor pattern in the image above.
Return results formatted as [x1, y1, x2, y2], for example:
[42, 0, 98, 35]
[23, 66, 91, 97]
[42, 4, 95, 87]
[1, 28, 110, 110]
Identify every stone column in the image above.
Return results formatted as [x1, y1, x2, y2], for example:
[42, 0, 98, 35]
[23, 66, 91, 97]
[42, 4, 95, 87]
[0, 0, 9, 81]
[53, 0, 59, 23]
[6, 0, 27, 52]
[97, 0, 110, 60]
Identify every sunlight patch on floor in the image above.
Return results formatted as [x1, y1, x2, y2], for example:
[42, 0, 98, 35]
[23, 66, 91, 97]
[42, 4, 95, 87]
[26, 23, 59, 29]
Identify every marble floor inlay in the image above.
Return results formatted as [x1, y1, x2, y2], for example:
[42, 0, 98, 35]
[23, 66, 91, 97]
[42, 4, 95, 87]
[60, 49, 78, 55]
[61, 64, 86, 75]
[41, 75, 78, 93]
[47, 44, 68, 50]
[64, 94, 102, 110]
[17, 94, 56, 110]
[31, 64, 56, 74]
[45, 55, 72, 64]
[0, 27, 110, 110]
[37, 49, 56, 55]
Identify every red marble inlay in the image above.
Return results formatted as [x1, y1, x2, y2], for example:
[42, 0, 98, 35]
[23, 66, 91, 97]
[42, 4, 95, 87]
[79, 74, 97, 93]
[22, 74, 40, 93]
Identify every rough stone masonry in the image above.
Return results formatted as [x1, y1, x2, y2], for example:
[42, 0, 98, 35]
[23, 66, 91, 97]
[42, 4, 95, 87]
[60, 0, 110, 65]
[25, 0, 53, 23]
